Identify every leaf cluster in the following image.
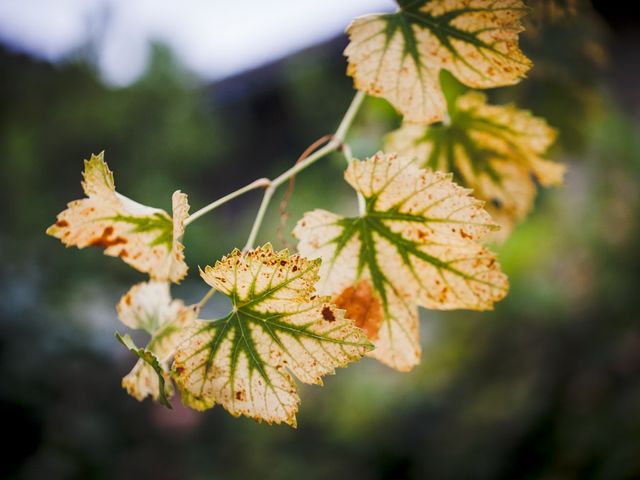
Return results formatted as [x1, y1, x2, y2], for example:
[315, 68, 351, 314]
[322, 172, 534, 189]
[46, 0, 564, 427]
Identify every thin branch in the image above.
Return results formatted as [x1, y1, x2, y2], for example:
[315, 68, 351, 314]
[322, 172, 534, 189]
[341, 143, 366, 215]
[185, 178, 270, 227]
[243, 91, 366, 250]
[277, 134, 335, 248]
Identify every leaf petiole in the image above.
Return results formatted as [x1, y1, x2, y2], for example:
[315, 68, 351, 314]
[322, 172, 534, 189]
[184, 177, 270, 227]
[197, 288, 216, 309]
[340, 143, 366, 216]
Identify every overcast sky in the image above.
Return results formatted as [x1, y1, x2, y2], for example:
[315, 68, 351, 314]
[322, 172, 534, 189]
[0, 0, 394, 86]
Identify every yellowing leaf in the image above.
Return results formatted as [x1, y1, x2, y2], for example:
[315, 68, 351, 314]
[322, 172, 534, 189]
[117, 280, 185, 334]
[46, 152, 189, 283]
[294, 152, 508, 371]
[344, 0, 532, 123]
[172, 244, 372, 427]
[385, 91, 563, 238]
[116, 281, 198, 405]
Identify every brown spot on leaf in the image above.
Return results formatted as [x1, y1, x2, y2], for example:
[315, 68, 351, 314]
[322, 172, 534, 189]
[321, 306, 335, 322]
[88, 226, 127, 249]
[438, 286, 449, 303]
[56, 219, 69, 228]
[235, 390, 245, 401]
[334, 281, 382, 340]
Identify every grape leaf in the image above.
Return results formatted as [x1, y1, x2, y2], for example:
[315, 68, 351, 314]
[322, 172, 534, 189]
[172, 244, 372, 427]
[116, 281, 198, 405]
[344, 0, 532, 123]
[46, 152, 189, 283]
[385, 91, 563, 238]
[294, 152, 508, 371]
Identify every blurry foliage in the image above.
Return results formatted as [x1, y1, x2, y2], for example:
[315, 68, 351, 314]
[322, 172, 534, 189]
[2, 3, 640, 478]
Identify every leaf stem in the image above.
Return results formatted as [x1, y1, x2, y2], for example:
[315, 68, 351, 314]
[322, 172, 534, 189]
[335, 90, 366, 143]
[341, 143, 366, 215]
[197, 288, 216, 309]
[185, 178, 270, 227]
[244, 185, 276, 250]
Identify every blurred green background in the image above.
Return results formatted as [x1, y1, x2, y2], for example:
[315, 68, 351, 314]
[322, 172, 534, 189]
[2, 2, 640, 479]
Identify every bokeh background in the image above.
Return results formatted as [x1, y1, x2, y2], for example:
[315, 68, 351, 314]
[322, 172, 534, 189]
[1, 1, 640, 479]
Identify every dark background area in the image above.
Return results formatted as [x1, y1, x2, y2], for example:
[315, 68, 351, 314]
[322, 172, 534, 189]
[1, 3, 640, 479]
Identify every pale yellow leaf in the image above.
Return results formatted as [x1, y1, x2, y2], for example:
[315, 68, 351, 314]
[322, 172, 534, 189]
[46, 152, 189, 283]
[172, 244, 372, 426]
[117, 281, 198, 403]
[294, 152, 508, 371]
[385, 91, 563, 238]
[345, 0, 532, 123]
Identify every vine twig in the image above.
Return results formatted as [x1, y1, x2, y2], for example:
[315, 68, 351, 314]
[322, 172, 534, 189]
[185, 178, 270, 227]
[277, 134, 335, 248]
[243, 90, 365, 251]
[340, 143, 366, 215]
[189, 91, 365, 308]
